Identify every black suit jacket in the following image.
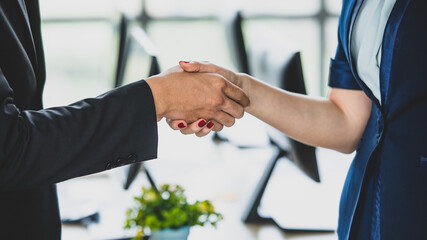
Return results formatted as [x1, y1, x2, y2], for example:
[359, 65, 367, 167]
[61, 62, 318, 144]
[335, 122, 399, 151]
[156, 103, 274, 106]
[0, 1, 158, 238]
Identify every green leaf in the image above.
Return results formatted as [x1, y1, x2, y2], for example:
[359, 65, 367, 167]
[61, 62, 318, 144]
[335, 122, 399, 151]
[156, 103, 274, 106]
[124, 184, 223, 232]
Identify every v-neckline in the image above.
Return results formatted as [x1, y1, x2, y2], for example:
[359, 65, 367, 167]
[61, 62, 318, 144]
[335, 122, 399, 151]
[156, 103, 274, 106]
[347, 0, 383, 109]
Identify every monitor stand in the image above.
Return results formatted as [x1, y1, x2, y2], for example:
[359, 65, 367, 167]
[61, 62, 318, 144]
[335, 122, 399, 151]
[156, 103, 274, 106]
[242, 146, 343, 232]
[242, 147, 285, 224]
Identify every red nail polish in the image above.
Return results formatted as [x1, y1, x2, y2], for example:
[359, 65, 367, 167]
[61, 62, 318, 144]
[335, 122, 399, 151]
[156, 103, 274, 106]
[178, 123, 186, 128]
[183, 61, 190, 63]
[198, 120, 206, 128]
[207, 122, 214, 129]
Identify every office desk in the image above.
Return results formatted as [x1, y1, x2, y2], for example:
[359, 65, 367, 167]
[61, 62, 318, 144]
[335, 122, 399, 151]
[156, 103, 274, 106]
[61, 120, 343, 240]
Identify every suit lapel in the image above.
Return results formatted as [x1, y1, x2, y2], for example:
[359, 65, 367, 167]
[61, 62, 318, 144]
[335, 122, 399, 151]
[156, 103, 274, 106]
[346, 0, 412, 109]
[380, 0, 411, 107]
[16, 0, 38, 69]
[339, 0, 358, 63]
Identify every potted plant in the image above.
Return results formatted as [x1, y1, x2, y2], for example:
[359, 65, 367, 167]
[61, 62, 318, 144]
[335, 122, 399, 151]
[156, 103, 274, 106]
[125, 184, 223, 240]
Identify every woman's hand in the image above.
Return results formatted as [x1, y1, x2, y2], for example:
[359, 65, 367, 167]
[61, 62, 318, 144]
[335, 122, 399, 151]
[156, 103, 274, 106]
[167, 119, 221, 137]
[164, 61, 249, 137]
[178, 61, 249, 93]
[146, 64, 249, 127]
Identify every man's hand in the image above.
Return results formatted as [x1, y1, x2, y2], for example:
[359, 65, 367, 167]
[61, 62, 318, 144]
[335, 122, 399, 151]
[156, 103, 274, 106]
[178, 61, 247, 90]
[165, 61, 251, 137]
[165, 61, 249, 137]
[146, 65, 249, 130]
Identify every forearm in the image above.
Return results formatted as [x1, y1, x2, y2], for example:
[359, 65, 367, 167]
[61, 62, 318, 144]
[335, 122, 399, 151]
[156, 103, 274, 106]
[240, 74, 371, 153]
[176, 60, 371, 149]
[0, 80, 158, 191]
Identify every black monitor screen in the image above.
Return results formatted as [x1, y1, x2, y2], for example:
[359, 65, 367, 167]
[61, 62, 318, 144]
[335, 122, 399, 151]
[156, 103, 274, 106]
[248, 43, 320, 182]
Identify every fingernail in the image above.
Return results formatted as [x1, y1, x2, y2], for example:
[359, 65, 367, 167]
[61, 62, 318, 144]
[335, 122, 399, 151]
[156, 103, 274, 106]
[207, 122, 214, 129]
[198, 120, 207, 128]
[178, 123, 186, 128]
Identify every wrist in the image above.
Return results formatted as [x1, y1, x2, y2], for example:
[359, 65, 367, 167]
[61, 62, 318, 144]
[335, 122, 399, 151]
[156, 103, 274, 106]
[236, 73, 252, 98]
[146, 76, 167, 120]
[236, 73, 257, 112]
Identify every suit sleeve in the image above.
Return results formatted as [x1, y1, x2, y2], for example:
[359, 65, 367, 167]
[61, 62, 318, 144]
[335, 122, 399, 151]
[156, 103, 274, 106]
[0, 68, 158, 192]
[328, 18, 362, 90]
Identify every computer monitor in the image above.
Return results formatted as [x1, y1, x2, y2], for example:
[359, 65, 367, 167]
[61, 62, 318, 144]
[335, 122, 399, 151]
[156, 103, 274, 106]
[261, 51, 320, 182]
[114, 15, 161, 190]
[223, 11, 320, 182]
[222, 10, 250, 74]
[224, 13, 324, 228]
[241, 43, 322, 224]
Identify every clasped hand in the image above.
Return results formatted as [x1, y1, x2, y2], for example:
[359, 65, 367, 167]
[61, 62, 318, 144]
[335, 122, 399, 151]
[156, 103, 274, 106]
[145, 61, 248, 137]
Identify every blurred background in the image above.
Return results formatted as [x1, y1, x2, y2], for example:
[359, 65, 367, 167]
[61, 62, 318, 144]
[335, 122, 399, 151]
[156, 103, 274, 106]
[38, 0, 354, 239]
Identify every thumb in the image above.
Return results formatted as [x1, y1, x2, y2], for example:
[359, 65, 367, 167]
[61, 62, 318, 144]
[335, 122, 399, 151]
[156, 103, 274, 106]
[179, 61, 234, 83]
[179, 61, 201, 73]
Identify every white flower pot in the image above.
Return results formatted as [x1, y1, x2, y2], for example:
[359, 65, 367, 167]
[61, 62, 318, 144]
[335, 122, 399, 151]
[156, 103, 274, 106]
[150, 226, 190, 240]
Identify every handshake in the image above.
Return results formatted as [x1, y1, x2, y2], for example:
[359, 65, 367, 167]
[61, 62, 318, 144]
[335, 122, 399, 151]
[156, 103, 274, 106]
[146, 61, 250, 137]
